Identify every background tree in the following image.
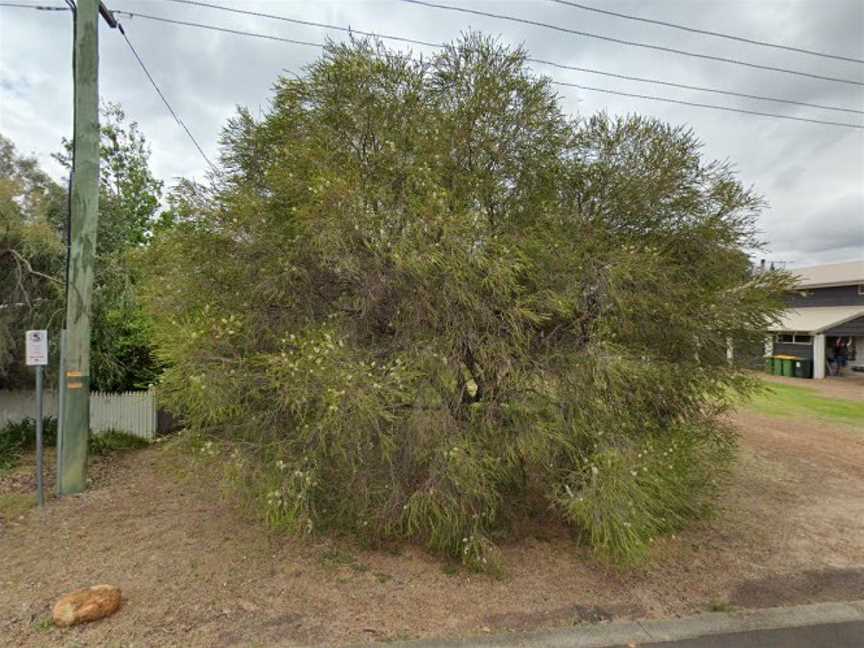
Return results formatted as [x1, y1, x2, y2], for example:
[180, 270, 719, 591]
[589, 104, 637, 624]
[142, 35, 791, 567]
[1, 103, 164, 391]
[0, 135, 66, 386]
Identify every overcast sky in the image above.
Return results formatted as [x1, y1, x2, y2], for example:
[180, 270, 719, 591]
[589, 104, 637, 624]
[1, 0, 862, 267]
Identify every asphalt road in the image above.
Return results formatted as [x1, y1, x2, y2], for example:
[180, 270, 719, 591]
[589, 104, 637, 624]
[375, 601, 864, 648]
[631, 620, 864, 647]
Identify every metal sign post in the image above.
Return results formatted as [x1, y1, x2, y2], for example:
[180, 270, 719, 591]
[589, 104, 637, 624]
[25, 330, 49, 507]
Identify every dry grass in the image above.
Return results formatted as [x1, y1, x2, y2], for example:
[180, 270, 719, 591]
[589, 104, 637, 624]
[0, 492, 35, 520]
[1, 397, 862, 647]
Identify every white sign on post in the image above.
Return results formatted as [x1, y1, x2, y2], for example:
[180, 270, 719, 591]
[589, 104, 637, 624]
[25, 330, 48, 366]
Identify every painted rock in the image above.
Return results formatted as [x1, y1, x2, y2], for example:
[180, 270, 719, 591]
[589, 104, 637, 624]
[52, 584, 122, 627]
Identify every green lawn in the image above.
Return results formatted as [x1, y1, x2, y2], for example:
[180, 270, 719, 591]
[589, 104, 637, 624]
[747, 382, 864, 428]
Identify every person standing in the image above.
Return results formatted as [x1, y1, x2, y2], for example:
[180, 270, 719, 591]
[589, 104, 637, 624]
[837, 338, 849, 369]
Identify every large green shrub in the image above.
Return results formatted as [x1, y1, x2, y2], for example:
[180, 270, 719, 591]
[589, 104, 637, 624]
[142, 35, 790, 567]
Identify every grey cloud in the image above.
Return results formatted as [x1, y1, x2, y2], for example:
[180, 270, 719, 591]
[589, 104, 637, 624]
[771, 164, 807, 191]
[766, 192, 864, 263]
[0, 0, 862, 265]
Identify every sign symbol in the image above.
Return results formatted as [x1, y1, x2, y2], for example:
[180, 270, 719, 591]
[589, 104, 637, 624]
[25, 330, 49, 366]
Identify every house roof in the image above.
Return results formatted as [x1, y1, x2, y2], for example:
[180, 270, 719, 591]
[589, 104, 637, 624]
[790, 260, 864, 289]
[773, 306, 864, 334]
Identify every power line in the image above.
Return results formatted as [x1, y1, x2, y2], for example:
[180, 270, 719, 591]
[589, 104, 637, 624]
[156, 0, 442, 48]
[135, 1, 863, 116]
[115, 11, 325, 48]
[547, 0, 864, 65]
[2, 1, 217, 170]
[10, 1, 860, 130]
[116, 7, 864, 123]
[0, 2, 68, 9]
[532, 59, 864, 116]
[114, 10, 863, 130]
[399, 0, 864, 87]
[550, 81, 862, 129]
[116, 22, 217, 171]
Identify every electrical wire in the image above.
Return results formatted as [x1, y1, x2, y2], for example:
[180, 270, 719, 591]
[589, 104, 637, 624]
[1, 3, 217, 172]
[115, 11, 324, 48]
[114, 9, 864, 128]
[156, 0, 443, 48]
[398, 0, 864, 87]
[117, 22, 218, 171]
[532, 58, 864, 115]
[6, 1, 862, 129]
[547, 0, 864, 65]
[550, 81, 862, 129]
[0, 2, 68, 9]
[127, 2, 864, 116]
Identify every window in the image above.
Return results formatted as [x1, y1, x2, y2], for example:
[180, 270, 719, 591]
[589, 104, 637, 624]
[775, 333, 812, 345]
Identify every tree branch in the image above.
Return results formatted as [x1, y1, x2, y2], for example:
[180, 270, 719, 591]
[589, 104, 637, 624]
[3, 248, 63, 285]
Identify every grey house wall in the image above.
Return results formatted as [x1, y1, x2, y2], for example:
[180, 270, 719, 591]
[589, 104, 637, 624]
[826, 315, 864, 337]
[787, 284, 864, 308]
[773, 341, 813, 360]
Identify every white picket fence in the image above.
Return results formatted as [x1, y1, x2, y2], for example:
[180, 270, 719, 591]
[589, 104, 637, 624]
[0, 388, 157, 441]
[90, 390, 157, 441]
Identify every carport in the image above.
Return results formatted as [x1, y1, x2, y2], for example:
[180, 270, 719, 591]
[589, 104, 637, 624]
[771, 306, 864, 379]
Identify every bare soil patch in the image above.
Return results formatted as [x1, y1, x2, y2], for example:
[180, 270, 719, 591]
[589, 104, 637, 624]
[1, 407, 863, 647]
[0, 449, 117, 530]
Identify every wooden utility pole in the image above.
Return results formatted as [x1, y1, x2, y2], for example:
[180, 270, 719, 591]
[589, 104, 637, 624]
[58, 0, 100, 495]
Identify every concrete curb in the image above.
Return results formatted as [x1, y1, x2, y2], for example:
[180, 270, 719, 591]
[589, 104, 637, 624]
[363, 600, 864, 648]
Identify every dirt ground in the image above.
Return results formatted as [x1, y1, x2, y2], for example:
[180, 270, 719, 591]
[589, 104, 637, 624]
[1, 398, 863, 647]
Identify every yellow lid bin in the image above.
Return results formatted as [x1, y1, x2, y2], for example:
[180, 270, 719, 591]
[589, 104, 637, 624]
[771, 354, 799, 377]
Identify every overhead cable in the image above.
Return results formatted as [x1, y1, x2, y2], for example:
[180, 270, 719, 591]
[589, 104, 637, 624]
[547, 0, 864, 64]
[399, 0, 864, 87]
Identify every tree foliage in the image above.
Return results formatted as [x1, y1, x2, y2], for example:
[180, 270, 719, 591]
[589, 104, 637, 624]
[0, 135, 66, 385]
[142, 35, 791, 566]
[1, 104, 163, 390]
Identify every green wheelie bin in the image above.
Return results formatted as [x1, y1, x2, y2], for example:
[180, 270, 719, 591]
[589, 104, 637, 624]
[772, 355, 784, 376]
[793, 358, 812, 379]
[772, 354, 796, 377]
